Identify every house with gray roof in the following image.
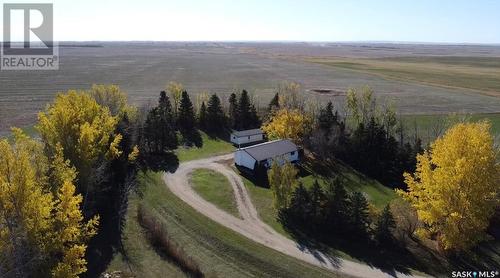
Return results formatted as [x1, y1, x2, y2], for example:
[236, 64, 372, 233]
[234, 139, 299, 171]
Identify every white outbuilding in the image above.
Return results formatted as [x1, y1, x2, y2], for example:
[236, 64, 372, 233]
[234, 139, 299, 171]
[230, 128, 264, 146]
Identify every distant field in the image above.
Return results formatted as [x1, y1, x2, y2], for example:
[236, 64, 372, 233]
[308, 56, 500, 96]
[401, 113, 500, 139]
[2, 43, 500, 135]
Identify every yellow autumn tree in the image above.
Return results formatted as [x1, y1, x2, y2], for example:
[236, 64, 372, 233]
[262, 108, 311, 144]
[89, 84, 136, 118]
[268, 160, 299, 210]
[0, 129, 98, 277]
[398, 121, 499, 251]
[166, 81, 184, 116]
[37, 90, 121, 192]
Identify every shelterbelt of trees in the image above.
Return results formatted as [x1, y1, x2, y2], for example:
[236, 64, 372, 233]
[0, 82, 498, 277]
[265, 85, 499, 254]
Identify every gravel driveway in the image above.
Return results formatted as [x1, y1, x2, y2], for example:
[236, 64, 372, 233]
[163, 154, 424, 278]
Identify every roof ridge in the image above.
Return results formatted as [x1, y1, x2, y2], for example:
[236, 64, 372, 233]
[241, 139, 289, 150]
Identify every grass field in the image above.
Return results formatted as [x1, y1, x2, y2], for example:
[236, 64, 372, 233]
[190, 169, 240, 218]
[401, 113, 500, 136]
[308, 56, 500, 96]
[176, 133, 235, 162]
[106, 171, 342, 278]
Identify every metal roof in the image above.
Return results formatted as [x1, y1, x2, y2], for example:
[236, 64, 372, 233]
[231, 128, 264, 137]
[241, 139, 298, 161]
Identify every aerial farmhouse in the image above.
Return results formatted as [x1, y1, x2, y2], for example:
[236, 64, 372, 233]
[234, 139, 299, 171]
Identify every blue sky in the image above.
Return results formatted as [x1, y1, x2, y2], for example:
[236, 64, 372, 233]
[3, 0, 500, 43]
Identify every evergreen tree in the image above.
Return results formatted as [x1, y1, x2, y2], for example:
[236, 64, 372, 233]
[206, 94, 226, 134]
[143, 91, 177, 153]
[318, 101, 336, 133]
[309, 180, 326, 225]
[348, 192, 371, 237]
[285, 183, 311, 225]
[325, 178, 350, 232]
[268, 92, 280, 111]
[237, 90, 252, 130]
[249, 104, 261, 128]
[228, 93, 238, 129]
[177, 91, 196, 133]
[157, 91, 178, 149]
[374, 205, 396, 245]
[197, 101, 208, 131]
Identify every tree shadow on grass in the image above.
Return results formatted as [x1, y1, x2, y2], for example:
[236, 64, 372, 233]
[204, 129, 230, 142]
[278, 214, 443, 277]
[140, 152, 179, 173]
[181, 130, 203, 148]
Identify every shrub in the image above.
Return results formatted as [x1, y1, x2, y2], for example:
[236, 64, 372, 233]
[137, 204, 203, 277]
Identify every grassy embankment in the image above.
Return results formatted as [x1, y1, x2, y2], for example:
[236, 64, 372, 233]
[190, 169, 240, 218]
[106, 171, 342, 278]
[307, 56, 500, 96]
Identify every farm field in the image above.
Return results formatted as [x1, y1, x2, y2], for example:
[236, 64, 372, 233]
[307, 56, 500, 96]
[2, 42, 500, 136]
[400, 113, 500, 141]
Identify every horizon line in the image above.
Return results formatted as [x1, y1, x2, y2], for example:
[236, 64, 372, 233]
[2, 40, 500, 46]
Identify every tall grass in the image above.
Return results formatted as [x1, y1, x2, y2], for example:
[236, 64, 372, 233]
[137, 204, 204, 278]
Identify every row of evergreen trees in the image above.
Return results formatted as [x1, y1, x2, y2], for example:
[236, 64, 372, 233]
[280, 178, 395, 245]
[309, 100, 423, 189]
[199, 90, 261, 133]
[143, 89, 262, 154]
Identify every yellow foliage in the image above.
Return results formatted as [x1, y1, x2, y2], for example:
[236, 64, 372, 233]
[89, 84, 134, 117]
[0, 132, 98, 277]
[268, 160, 299, 210]
[37, 90, 119, 187]
[127, 145, 140, 162]
[262, 108, 311, 144]
[107, 134, 123, 160]
[167, 81, 184, 113]
[398, 121, 499, 251]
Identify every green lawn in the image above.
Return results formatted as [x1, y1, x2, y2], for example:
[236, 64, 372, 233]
[176, 132, 235, 162]
[106, 171, 343, 278]
[190, 169, 240, 218]
[238, 173, 290, 237]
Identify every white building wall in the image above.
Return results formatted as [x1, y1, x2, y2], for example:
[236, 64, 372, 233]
[263, 151, 299, 168]
[230, 133, 264, 145]
[234, 150, 257, 170]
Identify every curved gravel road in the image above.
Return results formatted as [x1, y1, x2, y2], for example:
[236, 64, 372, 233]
[163, 154, 423, 278]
